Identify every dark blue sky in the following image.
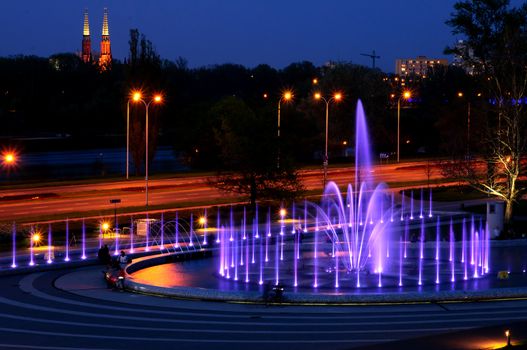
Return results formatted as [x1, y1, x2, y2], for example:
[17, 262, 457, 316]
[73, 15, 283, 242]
[0, 0, 476, 72]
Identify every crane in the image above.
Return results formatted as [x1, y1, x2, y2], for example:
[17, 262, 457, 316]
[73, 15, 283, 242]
[360, 50, 380, 69]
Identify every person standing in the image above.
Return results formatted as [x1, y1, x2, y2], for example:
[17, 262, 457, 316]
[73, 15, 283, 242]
[118, 250, 128, 272]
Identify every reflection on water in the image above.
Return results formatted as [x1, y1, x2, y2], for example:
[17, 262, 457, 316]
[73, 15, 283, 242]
[130, 242, 527, 295]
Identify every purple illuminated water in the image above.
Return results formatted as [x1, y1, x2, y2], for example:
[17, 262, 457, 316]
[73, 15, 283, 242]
[214, 99, 491, 290]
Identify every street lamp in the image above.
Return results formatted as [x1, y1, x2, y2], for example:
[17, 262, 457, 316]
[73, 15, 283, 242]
[126, 91, 142, 180]
[457, 91, 472, 156]
[277, 91, 293, 169]
[132, 93, 163, 208]
[396, 90, 411, 163]
[314, 92, 342, 186]
[2, 151, 17, 167]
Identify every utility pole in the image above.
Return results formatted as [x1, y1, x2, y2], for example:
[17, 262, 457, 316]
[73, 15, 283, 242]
[360, 50, 380, 69]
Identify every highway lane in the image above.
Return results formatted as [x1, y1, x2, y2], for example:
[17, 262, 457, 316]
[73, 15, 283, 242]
[0, 162, 448, 223]
[0, 267, 524, 349]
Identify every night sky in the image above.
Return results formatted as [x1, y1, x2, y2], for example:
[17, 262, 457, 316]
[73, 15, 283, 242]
[0, 0, 491, 72]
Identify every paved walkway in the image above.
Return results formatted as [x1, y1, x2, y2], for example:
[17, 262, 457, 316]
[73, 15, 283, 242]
[0, 265, 524, 349]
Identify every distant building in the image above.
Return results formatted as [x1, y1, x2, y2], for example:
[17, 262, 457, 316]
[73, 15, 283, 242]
[79, 8, 112, 70]
[395, 56, 448, 77]
[451, 40, 476, 75]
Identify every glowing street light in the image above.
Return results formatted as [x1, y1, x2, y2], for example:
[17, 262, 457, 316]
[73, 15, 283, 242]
[126, 90, 143, 180]
[277, 90, 293, 169]
[394, 90, 411, 163]
[132, 93, 163, 208]
[198, 216, 207, 226]
[32, 233, 41, 244]
[101, 222, 110, 232]
[4, 153, 15, 164]
[279, 208, 287, 218]
[2, 151, 17, 167]
[314, 92, 343, 186]
[505, 330, 511, 347]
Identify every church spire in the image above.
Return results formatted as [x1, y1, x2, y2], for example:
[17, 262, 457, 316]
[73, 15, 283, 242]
[81, 8, 91, 63]
[102, 8, 109, 36]
[98, 8, 112, 69]
[83, 8, 90, 36]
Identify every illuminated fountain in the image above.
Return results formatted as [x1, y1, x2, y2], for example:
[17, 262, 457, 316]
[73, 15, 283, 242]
[217, 100, 490, 290]
[0, 99, 494, 294]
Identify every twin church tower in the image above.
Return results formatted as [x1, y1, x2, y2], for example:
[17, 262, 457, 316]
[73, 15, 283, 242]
[81, 8, 112, 69]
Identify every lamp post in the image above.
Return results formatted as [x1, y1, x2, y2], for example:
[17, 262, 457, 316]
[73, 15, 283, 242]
[126, 91, 142, 180]
[277, 91, 293, 169]
[314, 92, 342, 187]
[457, 91, 475, 157]
[132, 93, 163, 208]
[396, 90, 411, 163]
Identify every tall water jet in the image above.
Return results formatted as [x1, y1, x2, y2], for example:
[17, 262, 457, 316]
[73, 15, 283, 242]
[11, 222, 16, 268]
[435, 217, 440, 284]
[203, 209, 208, 245]
[130, 216, 135, 253]
[145, 213, 150, 252]
[29, 225, 35, 266]
[174, 212, 179, 248]
[160, 212, 165, 250]
[114, 215, 120, 255]
[81, 219, 87, 259]
[47, 223, 53, 264]
[419, 188, 424, 219]
[189, 213, 194, 247]
[64, 218, 70, 262]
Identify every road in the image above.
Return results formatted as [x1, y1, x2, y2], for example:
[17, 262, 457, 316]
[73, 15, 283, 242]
[0, 266, 524, 349]
[0, 161, 448, 223]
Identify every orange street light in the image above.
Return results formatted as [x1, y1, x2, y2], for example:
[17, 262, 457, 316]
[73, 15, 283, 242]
[32, 233, 41, 244]
[312, 78, 319, 85]
[3, 152, 16, 165]
[132, 91, 142, 101]
[198, 216, 207, 225]
[101, 222, 110, 232]
[396, 90, 412, 162]
[277, 90, 294, 169]
[279, 208, 287, 217]
[457, 91, 464, 98]
[314, 92, 343, 186]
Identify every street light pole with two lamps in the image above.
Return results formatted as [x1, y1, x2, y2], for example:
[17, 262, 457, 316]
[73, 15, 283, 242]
[314, 92, 342, 187]
[457, 91, 480, 157]
[130, 93, 163, 208]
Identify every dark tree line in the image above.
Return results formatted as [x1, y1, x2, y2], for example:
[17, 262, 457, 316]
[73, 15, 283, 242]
[0, 27, 497, 202]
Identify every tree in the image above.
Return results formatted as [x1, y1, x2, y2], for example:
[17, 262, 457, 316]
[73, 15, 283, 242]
[445, 0, 527, 226]
[210, 96, 304, 206]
